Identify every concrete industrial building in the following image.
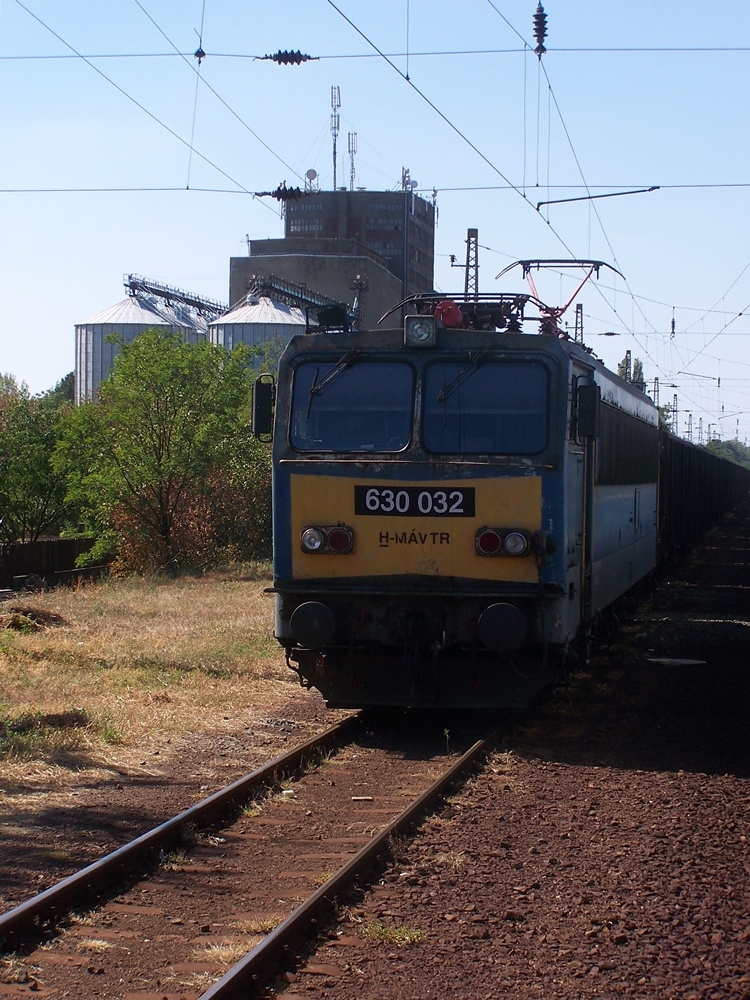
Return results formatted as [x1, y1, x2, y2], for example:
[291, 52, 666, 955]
[230, 183, 435, 325]
[283, 186, 435, 297]
[230, 238, 401, 332]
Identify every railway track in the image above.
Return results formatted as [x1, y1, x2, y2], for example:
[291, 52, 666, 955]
[0, 710, 502, 999]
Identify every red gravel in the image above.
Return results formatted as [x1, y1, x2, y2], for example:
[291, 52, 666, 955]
[275, 504, 750, 1000]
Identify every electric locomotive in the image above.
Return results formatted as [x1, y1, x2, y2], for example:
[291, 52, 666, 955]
[254, 281, 660, 709]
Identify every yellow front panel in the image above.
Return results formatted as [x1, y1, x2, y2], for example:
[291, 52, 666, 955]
[290, 474, 542, 582]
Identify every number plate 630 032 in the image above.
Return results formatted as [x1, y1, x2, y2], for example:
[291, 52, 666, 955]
[353, 485, 475, 517]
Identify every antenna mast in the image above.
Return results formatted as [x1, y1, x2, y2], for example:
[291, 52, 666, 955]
[330, 86, 341, 190]
[348, 132, 357, 191]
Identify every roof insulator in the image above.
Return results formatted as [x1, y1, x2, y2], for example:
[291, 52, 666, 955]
[263, 49, 314, 65]
[533, 3, 547, 58]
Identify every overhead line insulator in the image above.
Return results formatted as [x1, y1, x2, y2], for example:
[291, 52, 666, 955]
[533, 3, 547, 58]
[263, 49, 315, 65]
[255, 184, 304, 201]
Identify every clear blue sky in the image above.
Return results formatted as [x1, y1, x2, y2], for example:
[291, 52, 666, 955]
[2, 1, 750, 443]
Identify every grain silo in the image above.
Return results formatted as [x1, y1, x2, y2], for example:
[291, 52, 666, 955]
[75, 275, 226, 404]
[208, 294, 310, 359]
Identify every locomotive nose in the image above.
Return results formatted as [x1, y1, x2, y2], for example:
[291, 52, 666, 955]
[477, 603, 527, 652]
[290, 602, 336, 648]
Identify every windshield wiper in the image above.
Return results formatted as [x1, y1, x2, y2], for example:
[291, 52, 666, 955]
[437, 348, 492, 403]
[306, 350, 361, 417]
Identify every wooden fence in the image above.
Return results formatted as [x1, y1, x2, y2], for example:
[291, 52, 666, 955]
[0, 537, 99, 589]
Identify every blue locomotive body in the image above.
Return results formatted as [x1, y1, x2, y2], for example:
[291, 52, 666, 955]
[258, 295, 695, 709]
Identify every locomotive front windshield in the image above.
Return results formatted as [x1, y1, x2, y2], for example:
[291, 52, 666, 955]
[289, 355, 549, 455]
[423, 360, 548, 454]
[291, 360, 414, 452]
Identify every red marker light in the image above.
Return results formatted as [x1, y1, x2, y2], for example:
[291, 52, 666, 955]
[476, 529, 502, 555]
[328, 527, 353, 553]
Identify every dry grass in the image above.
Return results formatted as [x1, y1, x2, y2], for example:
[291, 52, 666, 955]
[75, 938, 113, 953]
[433, 850, 467, 869]
[231, 914, 284, 934]
[192, 939, 261, 963]
[0, 563, 293, 781]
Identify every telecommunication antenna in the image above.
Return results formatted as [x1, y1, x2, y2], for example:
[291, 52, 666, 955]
[305, 168, 318, 192]
[348, 132, 357, 191]
[330, 86, 341, 190]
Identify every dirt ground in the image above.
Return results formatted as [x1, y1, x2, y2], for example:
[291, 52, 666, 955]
[2, 503, 750, 999]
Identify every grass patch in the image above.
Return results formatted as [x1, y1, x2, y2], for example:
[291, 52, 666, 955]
[433, 850, 467, 869]
[231, 914, 283, 934]
[193, 940, 260, 963]
[159, 847, 189, 870]
[0, 567, 291, 770]
[0, 709, 92, 758]
[360, 921, 425, 948]
[75, 939, 112, 953]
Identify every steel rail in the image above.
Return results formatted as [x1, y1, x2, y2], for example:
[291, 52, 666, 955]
[0, 715, 361, 949]
[198, 726, 502, 999]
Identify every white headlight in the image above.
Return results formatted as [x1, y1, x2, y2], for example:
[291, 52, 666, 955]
[404, 314, 436, 347]
[300, 527, 325, 553]
[503, 531, 529, 556]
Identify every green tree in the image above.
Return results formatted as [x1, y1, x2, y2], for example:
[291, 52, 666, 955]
[56, 329, 269, 572]
[0, 376, 72, 542]
[41, 372, 75, 409]
[632, 358, 646, 392]
[657, 404, 674, 432]
[617, 353, 647, 392]
[705, 437, 750, 469]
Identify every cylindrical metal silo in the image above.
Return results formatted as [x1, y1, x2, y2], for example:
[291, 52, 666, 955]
[74, 295, 205, 404]
[209, 295, 309, 359]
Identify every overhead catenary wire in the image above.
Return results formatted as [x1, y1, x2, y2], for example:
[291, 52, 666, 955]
[5, 45, 750, 61]
[128, 0, 302, 185]
[130, 0, 205, 188]
[477, 3, 750, 414]
[6, 3, 749, 437]
[12, 0, 252, 195]
[12, 0, 303, 198]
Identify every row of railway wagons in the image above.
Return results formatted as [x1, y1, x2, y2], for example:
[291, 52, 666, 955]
[253, 292, 750, 710]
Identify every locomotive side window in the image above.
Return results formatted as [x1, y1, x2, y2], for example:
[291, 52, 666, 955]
[423, 361, 548, 454]
[291, 360, 414, 452]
